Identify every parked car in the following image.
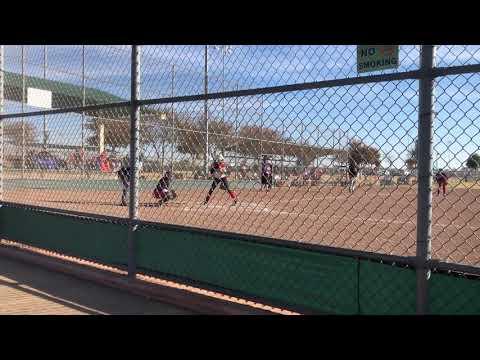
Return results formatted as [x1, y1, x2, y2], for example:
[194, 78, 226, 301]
[31, 151, 67, 170]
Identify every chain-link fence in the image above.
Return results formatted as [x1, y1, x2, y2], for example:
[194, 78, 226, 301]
[1, 45, 479, 314]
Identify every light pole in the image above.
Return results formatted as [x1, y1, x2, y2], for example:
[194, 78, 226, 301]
[235, 83, 239, 180]
[204, 45, 234, 176]
[204, 46, 209, 177]
[21, 46, 25, 179]
[81, 45, 86, 175]
[43, 46, 47, 151]
[160, 112, 167, 171]
[170, 64, 175, 172]
[213, 45, 233, 121]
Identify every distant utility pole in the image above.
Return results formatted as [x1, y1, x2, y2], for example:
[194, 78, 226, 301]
[170, 64, 175, 172]
[21, 46, 25, 179]
[81, 45, 86, 175]
[204, 46, 209, 176]
[204, 45, 234, 175]
[43, 45, 48, 151]
[160, 113, 167, 171]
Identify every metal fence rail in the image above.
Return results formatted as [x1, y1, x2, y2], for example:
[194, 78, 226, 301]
[1, 45, 480, 313]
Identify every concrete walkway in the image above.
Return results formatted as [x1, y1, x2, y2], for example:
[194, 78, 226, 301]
[0, 256, 193, 315]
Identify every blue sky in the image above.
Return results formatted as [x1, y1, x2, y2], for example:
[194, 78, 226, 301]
[2, 45, 480, 170]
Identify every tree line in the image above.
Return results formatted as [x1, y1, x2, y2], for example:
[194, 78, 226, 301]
[406, 141, 479, 172]
[86, 109, 383, 168]
[3, 113, 383, 169]
[84, 109, 294, 160]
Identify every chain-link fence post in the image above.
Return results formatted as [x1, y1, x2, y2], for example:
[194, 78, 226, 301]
[161, 126, 165, 172]
[43, 45, 47, 151]
[235, 83, 239, 180]
[81, 45, 86, 176]
[259, 94, 264, 179]
[170, 64, 175, 172]
[281, 116, 285, 180]
[128, 45, 141, 279]
[40, 46, 47, 180]
[0, 45, 4, 201]
[21, 46, 25, 180]
[204, 45, 209, 177]
[416, 44, 436, 315]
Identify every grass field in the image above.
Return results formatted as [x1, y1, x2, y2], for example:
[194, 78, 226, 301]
[4, 173, 480, 268]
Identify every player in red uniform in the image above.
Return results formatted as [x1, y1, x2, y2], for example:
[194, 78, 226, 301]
[203, 155, 238, 206]
[435, 169, 449, 196]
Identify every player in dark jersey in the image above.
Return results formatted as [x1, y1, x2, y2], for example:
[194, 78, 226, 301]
[435, 169, 449, 196]
[153, 170, 177, 206]
[260, 155, 273, 192]
[117, 165, 131, 206]
[347, 159, 359, 193]
[203, 154, 237, 206]
[116, 156, 143, 206]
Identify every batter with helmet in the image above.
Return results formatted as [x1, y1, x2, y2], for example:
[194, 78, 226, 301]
[203, 154, 238, 206]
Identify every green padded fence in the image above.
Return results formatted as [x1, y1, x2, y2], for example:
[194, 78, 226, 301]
[358, 260, 416, 315]
[429, 272, 480, 315]
[135, 225, 359, 314]
[0, 206, 479, 314]
[0, 206, 128, 268]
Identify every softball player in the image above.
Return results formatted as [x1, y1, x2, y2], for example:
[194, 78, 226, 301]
[435, 169, 449, 196]
[117, 165, 131, 206]
[261, 155, 273, 192]
[116, 157, 143, 206]
[348, 159, 359, 193]
[203, 155, 238, 206]
[153, 170, 177, 206]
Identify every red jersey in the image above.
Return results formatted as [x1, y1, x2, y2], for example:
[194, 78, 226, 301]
[210, 161, 227, 179]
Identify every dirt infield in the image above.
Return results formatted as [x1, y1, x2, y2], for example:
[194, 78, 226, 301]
[4, 183, 480, 267]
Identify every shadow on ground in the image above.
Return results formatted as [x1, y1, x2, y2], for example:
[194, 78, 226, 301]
[0, 256, 193, 315]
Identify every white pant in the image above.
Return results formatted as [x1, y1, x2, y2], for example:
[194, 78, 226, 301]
[349, 177, 357, 192]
